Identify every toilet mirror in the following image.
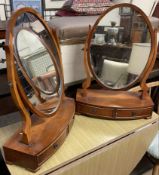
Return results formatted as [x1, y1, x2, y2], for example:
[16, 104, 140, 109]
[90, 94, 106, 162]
[76, 3, 157, 120]
[13, 12, 63, 115]
[4, 8, 75, 171]
[89, 6, 151, 89]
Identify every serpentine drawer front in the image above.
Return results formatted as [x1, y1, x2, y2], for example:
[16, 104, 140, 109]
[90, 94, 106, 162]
[76, 102, 153, 119]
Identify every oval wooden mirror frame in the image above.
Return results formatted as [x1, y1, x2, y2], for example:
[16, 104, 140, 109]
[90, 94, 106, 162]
[76, 3, 157, 120]
[3, 8, 75, 172]
[14, 27, 62, 116]
[14, 28, 61, 95]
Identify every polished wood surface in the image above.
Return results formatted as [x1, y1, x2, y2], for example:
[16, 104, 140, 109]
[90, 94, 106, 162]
[77, 89, 153, 108]
[3, 97, 75, 172]
[76, 89, 153, 119]
[0, 113, 158, 175]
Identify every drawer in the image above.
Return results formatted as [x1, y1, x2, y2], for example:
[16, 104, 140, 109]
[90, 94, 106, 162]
[76, 102, 113, 119]
[37, 124, 69, 166]
[76, 102, 153, 120]
[117, 107, 153, 119]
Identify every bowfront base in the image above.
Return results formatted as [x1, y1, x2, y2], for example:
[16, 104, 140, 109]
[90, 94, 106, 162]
[3, 97, 75, 172]
[76, 89, 153, 120]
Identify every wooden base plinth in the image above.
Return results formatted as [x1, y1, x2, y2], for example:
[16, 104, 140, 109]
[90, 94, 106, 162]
[3, 97, 75, 172]
[76, 89, 153, 120]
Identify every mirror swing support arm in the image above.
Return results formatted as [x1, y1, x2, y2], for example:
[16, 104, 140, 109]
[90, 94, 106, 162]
[76, 3, 157, 120]
[140, 29, 158, 99]
[3, 8, 75, 172]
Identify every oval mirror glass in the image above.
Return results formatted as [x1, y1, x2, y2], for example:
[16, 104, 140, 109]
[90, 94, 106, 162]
[89, 5, 151, 89]
[13, 12, 62, 115]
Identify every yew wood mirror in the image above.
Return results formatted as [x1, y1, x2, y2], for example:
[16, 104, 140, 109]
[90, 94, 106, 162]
[3, 8, 75, 171]
[76, 3, 157, 120]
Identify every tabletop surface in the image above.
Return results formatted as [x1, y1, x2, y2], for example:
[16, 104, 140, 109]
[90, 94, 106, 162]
[0, 113, 158, 175]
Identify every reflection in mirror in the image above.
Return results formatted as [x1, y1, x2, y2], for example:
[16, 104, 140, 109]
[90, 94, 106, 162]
[90, 7, 151, 89]
[16, 29, 58, 94]
[13, 13, 62, 114]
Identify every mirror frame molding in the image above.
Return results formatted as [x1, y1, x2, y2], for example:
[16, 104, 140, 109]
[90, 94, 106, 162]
[3, 7, 75, 172]
[14, 27, 63, 115]
[14, 27, 61, 96]
[84, 3, 156, 91]
[76, 3, 157, 120]
[6, 8, 64, 119]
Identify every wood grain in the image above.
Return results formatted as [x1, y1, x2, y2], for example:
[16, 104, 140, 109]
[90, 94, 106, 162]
[76, 89, 154, 119]
[3, 8, 75, 171]
[3, 97, 75, 171]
